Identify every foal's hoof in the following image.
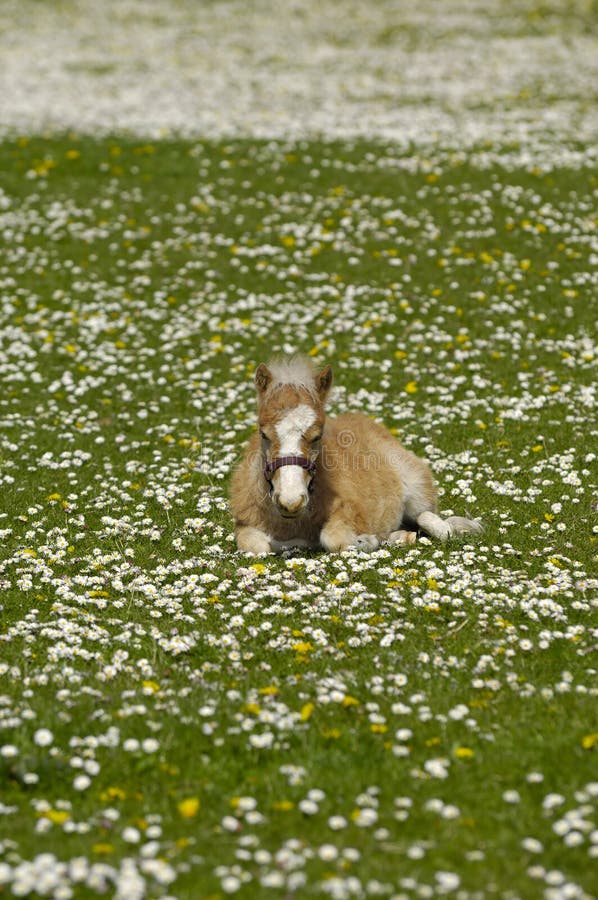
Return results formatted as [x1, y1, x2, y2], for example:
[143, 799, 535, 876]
[388, 530, 417, 546]
[446, 516, 484, 536]
[355, 533, 379, 550]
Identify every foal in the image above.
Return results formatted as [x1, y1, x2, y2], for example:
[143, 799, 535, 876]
[230, 357, 482, 555]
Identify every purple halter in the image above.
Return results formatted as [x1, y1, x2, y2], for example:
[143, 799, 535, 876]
[264, 456, 317, 492]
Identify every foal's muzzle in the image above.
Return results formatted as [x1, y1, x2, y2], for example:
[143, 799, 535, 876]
[264, 456, 316, 516]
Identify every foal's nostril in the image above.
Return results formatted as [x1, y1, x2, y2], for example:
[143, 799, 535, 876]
[276, 495, 307, 516]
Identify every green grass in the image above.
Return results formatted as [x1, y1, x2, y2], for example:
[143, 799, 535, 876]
[0, 135, 596, 898]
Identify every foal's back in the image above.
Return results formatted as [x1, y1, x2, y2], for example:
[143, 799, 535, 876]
[320, 412, 437, 538]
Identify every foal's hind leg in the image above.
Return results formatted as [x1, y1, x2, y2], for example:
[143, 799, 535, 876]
[445, 516, 484, 536]
[415, 510, 452, 542]
[415, 510, 483, 542]
[401, 459, 482, 542]
[401, 460, 449, 539]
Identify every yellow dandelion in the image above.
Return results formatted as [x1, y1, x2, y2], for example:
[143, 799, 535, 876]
[92, 843, 114, 855]
[322, 727, 341, 739]
[42, 809, 70, 825]
[272, 800, 294, 811]
[177, 797, 200, 818]
[454, 747, 475, 759]
[100, 786, 127, 801]
[341, 695, 359, 708]
[300, 702, 315, 721]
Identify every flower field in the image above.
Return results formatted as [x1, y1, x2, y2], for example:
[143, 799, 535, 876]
[0, 2, 597, 898]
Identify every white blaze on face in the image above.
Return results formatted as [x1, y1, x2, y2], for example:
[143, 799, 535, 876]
[274, 403, 316, 507]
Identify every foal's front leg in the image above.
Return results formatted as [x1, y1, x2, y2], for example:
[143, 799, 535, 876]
[236, 525, 273, 555]
[320, 508, 379, 552]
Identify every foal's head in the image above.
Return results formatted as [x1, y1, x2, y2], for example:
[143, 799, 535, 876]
[255, 358, 333, 517]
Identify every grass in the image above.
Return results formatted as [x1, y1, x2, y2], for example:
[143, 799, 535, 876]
[0, 134, 596, 898]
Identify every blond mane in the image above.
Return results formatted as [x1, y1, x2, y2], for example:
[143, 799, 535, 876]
[264, 356, 319, 398]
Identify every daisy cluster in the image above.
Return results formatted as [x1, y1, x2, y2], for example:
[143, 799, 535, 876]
[0, 134, 595, 897]
[0, 0, 596, 148]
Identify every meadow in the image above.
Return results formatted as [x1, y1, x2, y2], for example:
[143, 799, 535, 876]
[0, 133, 596, 898]
[0, 0, 597, 896]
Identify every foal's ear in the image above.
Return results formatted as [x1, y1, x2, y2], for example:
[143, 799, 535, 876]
[255, 363, 273, 396]
[315, 365, 333, 401]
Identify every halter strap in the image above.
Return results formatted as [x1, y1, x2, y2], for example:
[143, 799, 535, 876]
[264, 456, 316, 484]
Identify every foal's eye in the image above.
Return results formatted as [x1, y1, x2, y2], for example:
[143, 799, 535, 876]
[260, 431, 271, 443]
[310, 435, 322, 446]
